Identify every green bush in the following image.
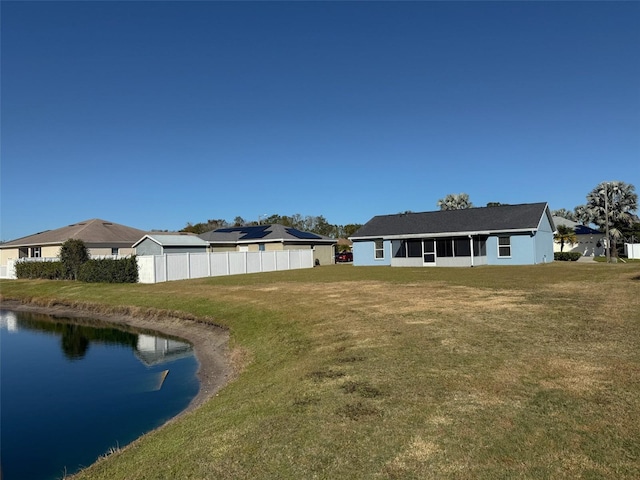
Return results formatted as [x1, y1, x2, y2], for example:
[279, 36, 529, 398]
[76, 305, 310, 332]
[15, 260, 65, 280]
[554, 252, 582, 261]
[78, 256, 139, 283]
[60, 239, 90, 280]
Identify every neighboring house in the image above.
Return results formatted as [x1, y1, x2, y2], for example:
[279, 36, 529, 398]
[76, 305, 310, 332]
[552, 216, 605, 257]
[133, 234, 209, 256]
[0, 218, 147, 269]
[199, 224, 336, 265]
[350, 202, 555, 267]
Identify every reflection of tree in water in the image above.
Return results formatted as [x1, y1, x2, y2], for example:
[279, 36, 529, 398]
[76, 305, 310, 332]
[61, 324, 91, 359]
[14, 312, 140, 360]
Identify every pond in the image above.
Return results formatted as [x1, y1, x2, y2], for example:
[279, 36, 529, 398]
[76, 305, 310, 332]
[0, 308, 200, 480]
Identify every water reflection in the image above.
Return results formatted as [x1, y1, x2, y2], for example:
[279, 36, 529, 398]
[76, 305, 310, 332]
[0, 309, 193, 364]
[0, 309, 199, 480]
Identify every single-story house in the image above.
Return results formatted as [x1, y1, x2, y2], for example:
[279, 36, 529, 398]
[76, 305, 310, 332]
[552, 216, 605, 257]
[0, 218, 147, 268]
[133, 233, 209, 256]
[350, 202, 555, 267]
[198, 224, 336, 265]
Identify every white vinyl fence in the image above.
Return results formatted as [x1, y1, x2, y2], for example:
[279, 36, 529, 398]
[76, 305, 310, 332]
[625, 243, 640, 259]
[137, 250, 314, 283]
[2, 250, 314, 282]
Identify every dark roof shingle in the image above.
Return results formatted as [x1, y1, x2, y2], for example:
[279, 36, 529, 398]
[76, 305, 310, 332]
[351, 203, 551, 238]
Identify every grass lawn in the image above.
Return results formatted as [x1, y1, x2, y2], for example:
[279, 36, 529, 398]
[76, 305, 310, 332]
[2, 262, 640, 479]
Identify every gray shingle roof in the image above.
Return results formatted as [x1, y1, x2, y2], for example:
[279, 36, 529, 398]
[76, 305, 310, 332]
[1, 219, 147, 247]
[351, 203, 551, 239]
[199, 224, 335, 244]
[552, 216, 602, 235]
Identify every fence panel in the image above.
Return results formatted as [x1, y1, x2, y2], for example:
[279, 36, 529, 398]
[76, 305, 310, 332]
[39, 250, 318, 284]
[262, 252, 277, 272]
[189, 253, 210, 279]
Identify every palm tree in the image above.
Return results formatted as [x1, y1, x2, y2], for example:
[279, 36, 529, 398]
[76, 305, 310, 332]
[552, 208, 577, 221]
[437, 193, 473, 211]
[554, 225, 577, 252]
[576, 181, 638, 259]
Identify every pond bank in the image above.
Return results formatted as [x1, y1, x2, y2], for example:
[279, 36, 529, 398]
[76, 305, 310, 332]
[0, 299, 232, 415]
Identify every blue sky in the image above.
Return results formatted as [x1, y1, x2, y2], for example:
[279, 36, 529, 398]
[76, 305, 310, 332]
[2, 1, 639, 241]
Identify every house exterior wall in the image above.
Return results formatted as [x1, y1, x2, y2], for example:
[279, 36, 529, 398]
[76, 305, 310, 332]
[89, 247, 136, 256]
[135, 239, 163, 256]
[310, 244, 334, 266]
[209, 245, 237, 253]
[353, 240, 392, 266]
[486, 234, 534, 265]
[1, 244, 136, 267]
[239, 242, 333, 266]
[355, 231, 553, 267]
[164, 246, 208, 255]
[553, 233, 605, 256]
[0, 248, 20, 266]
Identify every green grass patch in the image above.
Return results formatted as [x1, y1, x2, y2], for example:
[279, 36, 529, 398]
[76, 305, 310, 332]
[1, 262, 640, 479]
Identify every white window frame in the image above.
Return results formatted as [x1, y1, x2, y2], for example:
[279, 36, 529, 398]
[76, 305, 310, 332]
[498, 236, 511, 258]
[374, 240, 384, 259]
[31, 247, 41, 258]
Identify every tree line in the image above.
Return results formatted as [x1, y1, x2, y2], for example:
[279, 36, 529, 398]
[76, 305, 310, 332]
[180, 214, 363, 239]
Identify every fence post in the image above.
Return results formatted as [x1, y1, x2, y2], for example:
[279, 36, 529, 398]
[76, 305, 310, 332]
[163, 254, 168, 282]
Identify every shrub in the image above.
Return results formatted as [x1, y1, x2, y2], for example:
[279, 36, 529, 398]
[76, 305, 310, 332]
[15, 260, 65, 280]
[78, 256, 139, 283]
[554, 252, 582, 261]
[60, 239, 90, 280]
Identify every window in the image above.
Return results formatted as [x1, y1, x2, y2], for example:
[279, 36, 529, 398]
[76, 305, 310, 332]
[111, 248, 119, 256]
[258, 244, 265, 251]
[498, 236, 511, 257]
[31, 247, 41, 258]
[374, 240, 384, 259]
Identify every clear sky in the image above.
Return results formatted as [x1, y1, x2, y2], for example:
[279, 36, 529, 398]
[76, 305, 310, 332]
[1, 1, 639, 241]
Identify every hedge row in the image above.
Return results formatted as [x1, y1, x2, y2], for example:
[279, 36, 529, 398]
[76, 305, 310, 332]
[554, 252, 582, 261]
[78, 257, 139, 283]
[15, 257, 138, 283]
[15, 261, 65, 280]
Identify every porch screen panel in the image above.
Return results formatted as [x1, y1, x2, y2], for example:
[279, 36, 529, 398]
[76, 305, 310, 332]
[436, 238, 454, 257]
[407, 240, 422, 257]
[454, 238, 471, 256]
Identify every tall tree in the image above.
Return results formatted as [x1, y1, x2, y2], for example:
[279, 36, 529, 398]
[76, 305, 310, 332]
[59, 239, 90, 280]
[437, 193, 473, 210]
[576, 181, 638, 258]
[554, 225, 577, 252]
[552, 208, 577, 221]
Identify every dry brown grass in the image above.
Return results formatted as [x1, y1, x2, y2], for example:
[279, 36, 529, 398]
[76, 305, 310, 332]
[2, 263, 639, 479]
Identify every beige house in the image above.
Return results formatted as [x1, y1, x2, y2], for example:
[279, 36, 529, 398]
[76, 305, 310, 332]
[0, 219, 147, 269]
[199, 224, 336, 266]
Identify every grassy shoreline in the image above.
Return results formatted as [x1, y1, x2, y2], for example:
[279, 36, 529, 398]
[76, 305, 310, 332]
[2, 263, 639, 479]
